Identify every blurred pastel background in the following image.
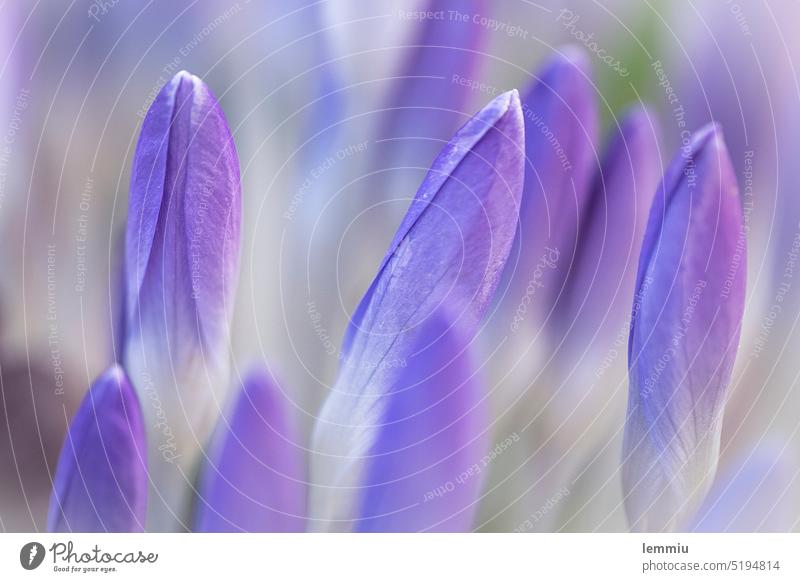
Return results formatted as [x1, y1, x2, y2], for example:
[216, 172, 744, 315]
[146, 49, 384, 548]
[1, 0, 798, 532]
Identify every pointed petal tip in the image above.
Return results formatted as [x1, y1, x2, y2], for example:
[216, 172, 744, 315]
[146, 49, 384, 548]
[548, 44, 592, 75]
[614, 105, 661, 150]
[172, 69, 200, 85]
[520, 47, 592, 100]
[239, 366, 284, 411]
[692, 123, 738, 199]
[709, 126, 732, 162]
[505, 88, 521, 112]
[499, 88, 520, 102]
[657, 122, 734, 205]
[163, 70, 198, 95]
[104, 362, 126, 384]
[90, 364, 137, 412]
[492, 90, 523, 135]
[619, 104, 656, 128]
[163, 70, 218, 109]
[484, 89, 521, 120]
[692, 121, 725, 151]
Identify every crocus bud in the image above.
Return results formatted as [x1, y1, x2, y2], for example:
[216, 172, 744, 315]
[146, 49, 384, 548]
[623, 124, 746, 532]
[309, 90, 525, 531]
[377, 0, 487, 166]
[194, 368, 306, 532]
[546, 108, 662, 432]
[505, 47, 598, 329]
[48, 365, 146, 532]
[557, 106, 662, 352]
[124, 71, 241, 530]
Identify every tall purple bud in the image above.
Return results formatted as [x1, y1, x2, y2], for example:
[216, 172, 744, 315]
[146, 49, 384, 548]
[623, 124, 746, 532]
[309, 91, 525, 531]
[124, 71, 242, 530]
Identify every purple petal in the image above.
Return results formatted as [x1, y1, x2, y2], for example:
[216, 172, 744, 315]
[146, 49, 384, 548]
[194, 368, 306, 532]
[622, 124, 746, 532]
[310, 90, 525, 531]
[311, 311, 488, 532]
[557, 107, 662, 349]
[691, 444, 798, 532]
[48, 365, 147, 532]
[125, 70, 241, 359]
[377, 0, 487, 161]
[123, 71, 242, 530]
[504, 47, 598, 326]
[356, 313, 487, 532]
[342, 90, 524, 359]
[354, 0, 490, 243]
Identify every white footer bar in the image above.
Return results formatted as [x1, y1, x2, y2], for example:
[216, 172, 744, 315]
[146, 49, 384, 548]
[1, 533, 796, 581]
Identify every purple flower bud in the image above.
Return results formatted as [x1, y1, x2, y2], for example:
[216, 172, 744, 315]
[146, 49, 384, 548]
[557, 107, 662, 350]
[309, 90, 524, 531]
[505, 47, 598, 327]
[623, 124, 746, 532]
[124, 71, 242, 530]
[48, 365, 146, 532]
[194, 368, 306, 532]
[378, 0, 488, 164]
[354, 312, 488, 532]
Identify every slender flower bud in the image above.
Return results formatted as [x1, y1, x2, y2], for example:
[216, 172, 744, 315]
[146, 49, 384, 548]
[48, 365, 146, 532]
[378, 0, 487, 164]
[623, 124, 746, 532]
[124, 71, 242, 530]
[309, 90, 525, 531]
[505, 47, 598, 327]
[496, 111, 662, 528]
[557, 107, 662, 351]
[194, 368, 306, 532]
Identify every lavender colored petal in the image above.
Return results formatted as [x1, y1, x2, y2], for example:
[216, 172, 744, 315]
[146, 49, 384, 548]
[48, 365, 147, 533]
[194, 368, 306, 532]
[557, 107, 662, 348]
[310, 90, 525, 531]
[505, 47, 598, 325]
[691, 444, 798, 532]
[378, 0, 487, 160]
[125, 70, 241, 356]
[622, 124, 746, 532]
[355, 313, 487, 532]
[341, 90, 524, 359]
[124, 71, 242, 530]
